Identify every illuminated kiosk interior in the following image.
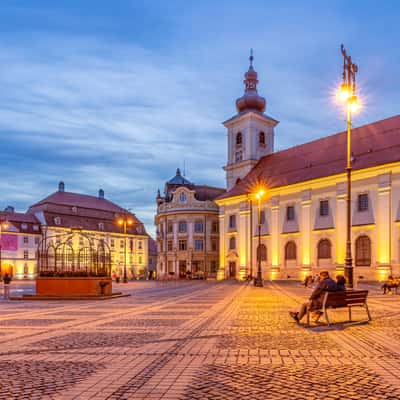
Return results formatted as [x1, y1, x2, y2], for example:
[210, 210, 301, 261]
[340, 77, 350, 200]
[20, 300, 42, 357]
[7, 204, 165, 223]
[35, 229, 114, 298]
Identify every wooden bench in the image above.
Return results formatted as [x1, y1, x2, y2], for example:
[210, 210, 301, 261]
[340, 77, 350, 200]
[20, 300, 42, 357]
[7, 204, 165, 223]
[306, 290, 371, 326]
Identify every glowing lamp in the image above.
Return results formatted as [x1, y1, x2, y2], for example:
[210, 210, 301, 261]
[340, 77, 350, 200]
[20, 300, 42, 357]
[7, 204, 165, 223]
[117, 219, 123, 226]
[349, 95, 360, 113]
[2, 222, 9, 230]
[338, 83, 350, 102]
[127, 219, 133, 226]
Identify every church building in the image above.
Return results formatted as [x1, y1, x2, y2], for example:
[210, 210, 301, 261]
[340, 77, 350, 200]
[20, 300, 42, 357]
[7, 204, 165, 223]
[216, 54, 400, 282]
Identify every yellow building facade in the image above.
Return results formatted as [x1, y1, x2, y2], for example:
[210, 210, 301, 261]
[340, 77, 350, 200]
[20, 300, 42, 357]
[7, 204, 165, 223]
[216, 54, 400, 283]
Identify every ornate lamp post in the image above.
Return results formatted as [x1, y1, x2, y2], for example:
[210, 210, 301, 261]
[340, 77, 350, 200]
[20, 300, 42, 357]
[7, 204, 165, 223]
[117, 215, 133, 283]
[0, 220, 9, 277]
[254, 188, 265, 287]
[338, 44, 360, 289]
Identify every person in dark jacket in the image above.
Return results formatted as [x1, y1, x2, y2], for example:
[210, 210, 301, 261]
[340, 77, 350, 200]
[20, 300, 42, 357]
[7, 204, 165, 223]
[336, 275, 346, 291]
[312, 274, 347, 322]
[3, 273, 11, 300]
[289, 271, 337, 323]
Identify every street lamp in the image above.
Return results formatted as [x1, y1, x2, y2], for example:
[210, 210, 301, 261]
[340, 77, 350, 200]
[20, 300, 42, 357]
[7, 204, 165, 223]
[338, 44, 360, 289]
[254, 188, 265, 287]
[0, 219, 9, 277]
[116, 215, 133, 283]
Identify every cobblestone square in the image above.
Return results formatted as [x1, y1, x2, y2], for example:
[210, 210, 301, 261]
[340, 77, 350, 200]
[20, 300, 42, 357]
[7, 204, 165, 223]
[0, 280, 400, 399]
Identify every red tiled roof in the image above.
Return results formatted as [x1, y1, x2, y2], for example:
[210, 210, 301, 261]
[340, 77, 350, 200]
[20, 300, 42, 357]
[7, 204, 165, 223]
[0, 211, 41, 234]
[218, 115, 400, 200]
[40, 212, 145, 235]
[29, 191, 126, 213]
[194, 185, 226, 201]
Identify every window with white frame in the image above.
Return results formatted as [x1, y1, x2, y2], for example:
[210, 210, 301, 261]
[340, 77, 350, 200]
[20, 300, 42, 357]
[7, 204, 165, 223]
[229, 215, 236, 230]
[194, 239, 204, 251]
[286, 206, 295, 221]
[194, 220, 204, 233]
[178, 221, 187, 233]
[358, 193, 369, 212]
[179, 192, 187, 203]
[23, 236, 29, 244]
[319, 200, 329, 216]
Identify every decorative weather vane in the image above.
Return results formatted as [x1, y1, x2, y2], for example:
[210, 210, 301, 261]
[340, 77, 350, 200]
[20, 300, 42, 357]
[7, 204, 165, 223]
[249, 48, 254, 67]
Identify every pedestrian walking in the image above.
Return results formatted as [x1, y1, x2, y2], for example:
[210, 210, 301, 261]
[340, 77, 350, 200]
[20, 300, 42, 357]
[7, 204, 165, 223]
[3, 273, 11, 300]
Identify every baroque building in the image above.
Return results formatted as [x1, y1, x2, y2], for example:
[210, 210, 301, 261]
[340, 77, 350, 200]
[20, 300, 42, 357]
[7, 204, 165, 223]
[0, 207, 41, 279]
[0, 182, 150, 279]
[216, 54, 400, 282]
[155, 169, 224, 279]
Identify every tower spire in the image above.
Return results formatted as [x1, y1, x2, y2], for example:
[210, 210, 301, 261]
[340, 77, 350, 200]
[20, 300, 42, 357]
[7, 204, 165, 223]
[235, 51, 266, 113]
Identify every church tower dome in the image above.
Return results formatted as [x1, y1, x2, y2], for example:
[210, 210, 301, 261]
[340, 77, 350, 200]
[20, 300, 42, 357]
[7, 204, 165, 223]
[235, 50, 266, 113]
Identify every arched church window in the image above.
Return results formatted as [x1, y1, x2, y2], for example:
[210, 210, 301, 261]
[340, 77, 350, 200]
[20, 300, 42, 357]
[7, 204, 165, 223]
[317, 239, 331, 259]
[236, 132, 242, 147]
[259, 131, 266, 145]
[285, 241, 297, 260]
[229, 236, 236, 250]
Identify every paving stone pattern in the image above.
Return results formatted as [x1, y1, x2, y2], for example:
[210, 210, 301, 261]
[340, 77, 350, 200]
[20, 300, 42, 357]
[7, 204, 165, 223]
[0, 280, 400, 399]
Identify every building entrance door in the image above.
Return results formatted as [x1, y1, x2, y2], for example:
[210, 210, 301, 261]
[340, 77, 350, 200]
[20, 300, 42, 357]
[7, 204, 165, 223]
[178, 261, 187, 278]
[228, 261, 236, 278]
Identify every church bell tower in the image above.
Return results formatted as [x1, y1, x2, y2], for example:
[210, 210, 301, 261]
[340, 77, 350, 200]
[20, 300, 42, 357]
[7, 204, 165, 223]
[223, 51, 279, 190]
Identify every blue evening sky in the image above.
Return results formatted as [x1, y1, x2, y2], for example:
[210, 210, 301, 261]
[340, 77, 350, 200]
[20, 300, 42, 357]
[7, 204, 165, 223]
[0, 1, 399, 236]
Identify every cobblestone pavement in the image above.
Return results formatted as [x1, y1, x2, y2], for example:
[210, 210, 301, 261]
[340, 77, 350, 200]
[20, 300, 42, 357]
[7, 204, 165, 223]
[0, 280, 400, 399]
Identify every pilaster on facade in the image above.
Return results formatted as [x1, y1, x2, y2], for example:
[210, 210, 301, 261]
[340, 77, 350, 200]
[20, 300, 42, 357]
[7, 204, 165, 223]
[270, 195, 280, 268]
[238, 201, 250, 280]
[336, 182, 347, 266]
[300, 189, 312, 271]
[377, 173, 391, 268]
[217, 209, 226, 280]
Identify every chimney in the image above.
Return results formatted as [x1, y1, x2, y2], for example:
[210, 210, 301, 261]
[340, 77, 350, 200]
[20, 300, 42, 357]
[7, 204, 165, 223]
[58, 181, 65, 192]
[98, 189, 104, 199]
[4, 205, 14, 213]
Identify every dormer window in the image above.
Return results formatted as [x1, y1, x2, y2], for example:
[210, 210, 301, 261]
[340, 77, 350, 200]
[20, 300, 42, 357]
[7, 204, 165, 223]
[259, 131, 266, 146]
[137, 225, 143, 234]
[179, 192, 187, 203]
[98, 222, 104, 231]
[72, 206, 78, 213]
[236, 132, 242, 147]
[54, 217, 61, 225]
[21, 223, 27, 230]
[33, 225, 39, 231]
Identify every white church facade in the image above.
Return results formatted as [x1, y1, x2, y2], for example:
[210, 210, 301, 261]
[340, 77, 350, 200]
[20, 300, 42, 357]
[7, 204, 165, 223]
[216, 54, 400, 283]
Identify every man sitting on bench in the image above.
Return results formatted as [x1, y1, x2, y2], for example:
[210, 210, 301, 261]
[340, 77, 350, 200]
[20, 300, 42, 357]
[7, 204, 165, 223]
[289, 270, 337, 323]
[382, 276, 399, 294]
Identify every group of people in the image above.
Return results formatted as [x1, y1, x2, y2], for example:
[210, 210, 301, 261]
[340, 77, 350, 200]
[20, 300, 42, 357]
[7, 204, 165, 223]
[382, 275, 399, 294]
[290, 270, 346, 323]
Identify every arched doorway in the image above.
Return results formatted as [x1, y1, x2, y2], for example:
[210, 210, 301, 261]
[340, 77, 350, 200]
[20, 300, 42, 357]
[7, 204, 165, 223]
[285, 241, 297, 266]
[355, 236, 371, 266]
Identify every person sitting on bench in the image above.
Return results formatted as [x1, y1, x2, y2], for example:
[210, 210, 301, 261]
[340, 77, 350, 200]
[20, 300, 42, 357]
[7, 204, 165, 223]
[289, 270, 337, 323]
[382, 276, 399, 294]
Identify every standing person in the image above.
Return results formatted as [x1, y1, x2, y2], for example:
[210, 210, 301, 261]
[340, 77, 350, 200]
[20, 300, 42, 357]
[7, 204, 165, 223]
[289, 271, 337, 323]
[3, 273, 11, 300]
